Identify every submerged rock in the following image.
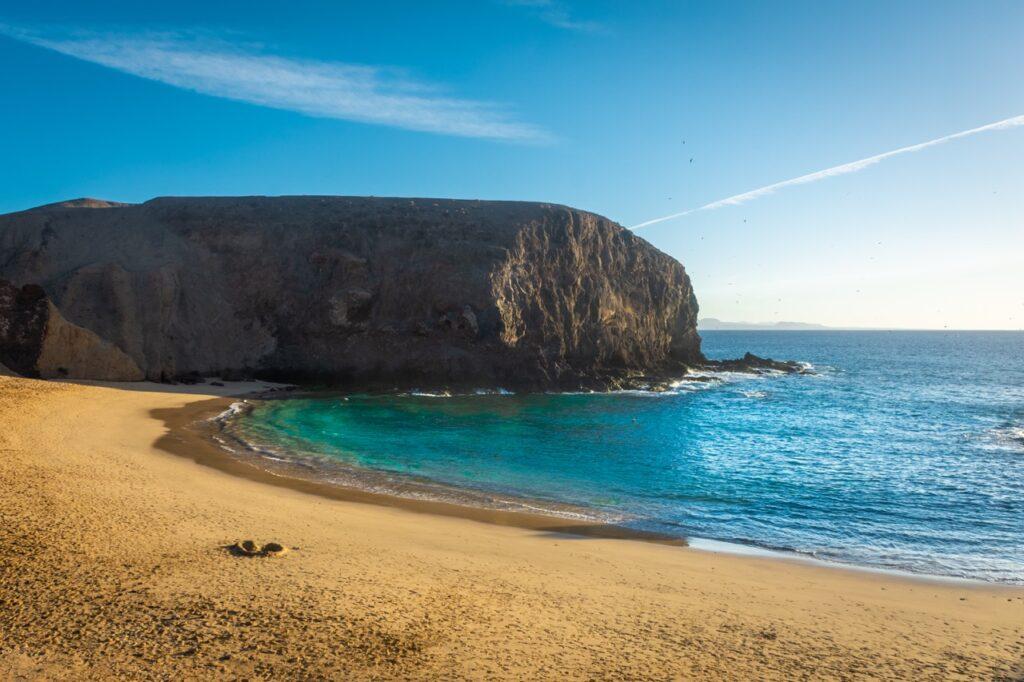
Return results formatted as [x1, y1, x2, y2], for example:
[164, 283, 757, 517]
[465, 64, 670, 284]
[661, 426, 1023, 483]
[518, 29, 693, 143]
[0, 196, 702, 389]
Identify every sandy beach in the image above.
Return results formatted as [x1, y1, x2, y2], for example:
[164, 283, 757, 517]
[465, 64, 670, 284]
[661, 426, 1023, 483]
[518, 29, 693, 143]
[1, 375, 1021, 680]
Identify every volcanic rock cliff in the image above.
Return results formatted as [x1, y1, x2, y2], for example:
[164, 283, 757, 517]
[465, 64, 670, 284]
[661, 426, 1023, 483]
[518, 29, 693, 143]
[0, 196, 702, 389]
[0, 278, 143, 381]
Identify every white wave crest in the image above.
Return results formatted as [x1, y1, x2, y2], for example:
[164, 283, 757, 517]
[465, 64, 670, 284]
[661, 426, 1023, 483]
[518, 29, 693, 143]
[210, 400, 251, 423]
[991, 425, 1024, 449]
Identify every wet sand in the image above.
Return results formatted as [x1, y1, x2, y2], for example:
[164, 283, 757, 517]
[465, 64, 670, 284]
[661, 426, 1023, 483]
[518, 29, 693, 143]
[1, 375, 1022, 680]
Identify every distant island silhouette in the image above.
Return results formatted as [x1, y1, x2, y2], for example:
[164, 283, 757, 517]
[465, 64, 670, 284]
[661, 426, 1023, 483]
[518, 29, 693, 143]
[699, 318, 830, 331]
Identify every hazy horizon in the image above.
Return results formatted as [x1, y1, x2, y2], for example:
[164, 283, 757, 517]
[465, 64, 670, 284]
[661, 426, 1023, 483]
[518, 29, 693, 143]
[698, 317, 1024, 332]
[1, 1, 1021, 329]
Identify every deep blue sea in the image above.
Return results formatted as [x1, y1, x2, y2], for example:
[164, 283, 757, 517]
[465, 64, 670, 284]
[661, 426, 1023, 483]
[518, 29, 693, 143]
[226, 331, 1024, 583]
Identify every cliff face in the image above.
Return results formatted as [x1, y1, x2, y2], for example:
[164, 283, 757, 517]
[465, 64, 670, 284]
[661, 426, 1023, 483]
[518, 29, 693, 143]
[0, 279, 143, 380]
[0, 196, 701, 388]
[0, 280, 47, 376]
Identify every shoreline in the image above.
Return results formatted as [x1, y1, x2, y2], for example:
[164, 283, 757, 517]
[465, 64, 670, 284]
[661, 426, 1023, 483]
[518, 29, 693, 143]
[155, 395, 690, 546]
[3, 376, 1022, 679]
[174, 390, 1007, 588]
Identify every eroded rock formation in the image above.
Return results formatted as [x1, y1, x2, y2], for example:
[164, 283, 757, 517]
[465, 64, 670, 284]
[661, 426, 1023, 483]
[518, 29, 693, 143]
[0, 278, 144, 380]
[0, 196, 702, 389]
[0, 280, 47, 377]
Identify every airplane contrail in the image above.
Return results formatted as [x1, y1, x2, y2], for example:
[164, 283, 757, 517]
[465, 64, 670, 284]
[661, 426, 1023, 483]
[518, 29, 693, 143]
[630, 114, 1024, 230]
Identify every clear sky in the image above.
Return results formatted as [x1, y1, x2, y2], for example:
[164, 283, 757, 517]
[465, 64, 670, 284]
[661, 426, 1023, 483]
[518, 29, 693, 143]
[1, 1, 1022, 329]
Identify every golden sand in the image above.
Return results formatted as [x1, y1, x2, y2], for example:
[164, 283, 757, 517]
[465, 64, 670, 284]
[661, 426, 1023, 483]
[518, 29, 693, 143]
[1, 375, 1021, 680]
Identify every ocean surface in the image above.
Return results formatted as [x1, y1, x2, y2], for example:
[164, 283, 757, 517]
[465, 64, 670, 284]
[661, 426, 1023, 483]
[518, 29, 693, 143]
[223, 331, 1024, 583]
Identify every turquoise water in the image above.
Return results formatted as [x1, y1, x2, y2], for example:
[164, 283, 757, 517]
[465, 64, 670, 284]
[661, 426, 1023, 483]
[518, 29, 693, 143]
[228, 331, 1024, 583]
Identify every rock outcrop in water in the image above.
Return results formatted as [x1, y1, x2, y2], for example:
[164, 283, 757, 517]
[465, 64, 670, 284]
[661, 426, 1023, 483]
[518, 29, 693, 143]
[706, 352, 811, 375]
[0, 196, 702, 389]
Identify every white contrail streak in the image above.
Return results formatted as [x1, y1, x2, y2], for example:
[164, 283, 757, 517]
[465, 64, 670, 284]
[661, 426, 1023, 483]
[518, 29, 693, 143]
[631, 114, 1024, 230]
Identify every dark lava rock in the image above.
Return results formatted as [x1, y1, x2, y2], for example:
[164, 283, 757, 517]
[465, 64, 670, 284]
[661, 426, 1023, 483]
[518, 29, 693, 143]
[0, 277, 144, 380]
[705, 352, 810, 374]
[0, 196, 703, 390]
[0, 279, 49, 377]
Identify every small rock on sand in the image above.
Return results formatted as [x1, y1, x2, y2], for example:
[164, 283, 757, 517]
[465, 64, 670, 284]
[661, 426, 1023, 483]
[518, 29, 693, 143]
[261, 542, 288, 557]
[233, 540, 262, 556]
[231, 539, 288, 557]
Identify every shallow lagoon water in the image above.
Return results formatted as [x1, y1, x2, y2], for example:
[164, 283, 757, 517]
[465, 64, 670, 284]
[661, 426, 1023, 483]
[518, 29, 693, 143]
[228, 331, 1024, 583]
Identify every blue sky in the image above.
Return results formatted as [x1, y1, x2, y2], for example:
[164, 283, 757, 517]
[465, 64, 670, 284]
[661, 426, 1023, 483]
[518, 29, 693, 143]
[1, 1, 1022, 328]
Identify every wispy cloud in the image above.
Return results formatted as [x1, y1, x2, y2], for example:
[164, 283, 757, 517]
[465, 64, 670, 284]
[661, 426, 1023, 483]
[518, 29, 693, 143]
[631, 114, 1024, 229]
[501, 0, 605, 33]
[1, 24, 549, 142]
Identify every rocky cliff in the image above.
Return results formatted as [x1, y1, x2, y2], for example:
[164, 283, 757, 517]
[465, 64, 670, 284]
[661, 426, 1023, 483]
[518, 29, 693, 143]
[0, 278, 143, 380]
[0, 196, 702, 389]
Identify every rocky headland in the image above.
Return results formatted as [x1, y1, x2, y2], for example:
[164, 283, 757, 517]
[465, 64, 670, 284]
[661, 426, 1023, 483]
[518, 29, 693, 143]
[0, 195, 796, 390]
